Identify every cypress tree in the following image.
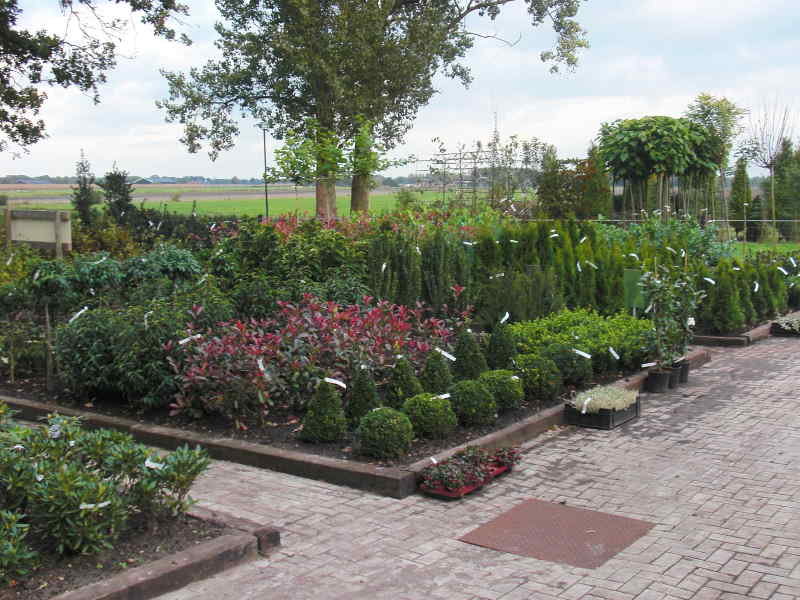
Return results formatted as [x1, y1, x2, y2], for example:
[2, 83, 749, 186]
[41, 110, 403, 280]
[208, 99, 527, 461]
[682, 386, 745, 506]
[486, 323, 517, 370]
[453, 329, 489, 380]
[71, 150, 97, 225]
[346, 368, 380, 426]
[300, 382, 347, 443]
[420, 351, 453, 394]
[710, 261, 745, 334]
[729, 157, 752, 237]
[384, 358, 424, 409]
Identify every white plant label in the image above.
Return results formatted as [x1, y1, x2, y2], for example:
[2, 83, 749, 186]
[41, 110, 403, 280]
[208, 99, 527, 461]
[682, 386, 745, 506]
[324, 377, 347, 390]
[5, 254, 12, 266]
[11, 444, 24, 451]
[680, 249, 686, 257]
[703, 277, 716, 285]
[509, 239, 519, 244]
[510, 376, 520, 381]
[791, 257, 798, 268]
[430, 457, 438, 464]
[573, 349, 592, 359]
[69, 306, 89, 324]
[89, 288, 95, 296]
[491, 272, 505, 279]
[210, 223, 217, 231]
[33, 270, 40, 282]
[435, 393, 451, 400]
[687, 317, 696, 327]
[156, 221, 163, 231]
[435, 347, 456, 361]
[463, 241, 475, 247]
[628, 253, 639, 261]
[666, 246, 677, 254]
[644, 303, 653, 314]
[579, 236, 587, 244]
[144, 311, 153, 329]
[753, 281, 759, 292]
[732, 267, 741, 271]
[778, 267, 789, 276]
[586, 261, 598, 270]
[416, 246, 421, 255]
[178, 334, 202, 345]
[80, 501, 111, 510]
[199, 275, 208, 284]
[381, 262, 387, 273]
[148, 220, 154, 228]
[609, 347, 619, 360]
[550, 233, 559, 239]
[641, 362, 657, 368]
[145, 458, 164, 470]
[576, 261, 582, 273]
[500, 311, 510, 324]
[581, 397, 592, 415]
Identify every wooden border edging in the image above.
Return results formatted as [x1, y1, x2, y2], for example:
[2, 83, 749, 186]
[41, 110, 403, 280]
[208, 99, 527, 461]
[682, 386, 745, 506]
[51, 508, 280, 600]
[693, 321, 774, 347]
[0, 348, 712, 500]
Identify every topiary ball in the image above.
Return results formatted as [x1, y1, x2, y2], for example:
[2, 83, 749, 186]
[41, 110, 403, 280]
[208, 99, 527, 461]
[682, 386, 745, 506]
[402, 393, 457, 439]
[478, 370, 524, 412]
[357, 407, 414, 459]
[448, 380, 497, 426]
[516, 353, 563, 406]
[299, 382, 347, 443]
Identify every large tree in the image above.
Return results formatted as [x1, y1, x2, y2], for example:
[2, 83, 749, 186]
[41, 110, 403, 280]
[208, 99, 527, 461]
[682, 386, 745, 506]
[1, 0, 189, 155]
[158, 0, 589, 216]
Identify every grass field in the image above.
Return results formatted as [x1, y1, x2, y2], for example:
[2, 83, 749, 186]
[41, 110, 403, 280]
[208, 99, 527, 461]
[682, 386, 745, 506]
[5, 193, 401, 217]
[731, 241, 800, 257]
[0, 184, 311, 199]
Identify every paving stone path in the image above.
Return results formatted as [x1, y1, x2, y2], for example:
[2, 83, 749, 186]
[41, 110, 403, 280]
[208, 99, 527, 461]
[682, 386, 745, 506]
[159, 337, 800, 600]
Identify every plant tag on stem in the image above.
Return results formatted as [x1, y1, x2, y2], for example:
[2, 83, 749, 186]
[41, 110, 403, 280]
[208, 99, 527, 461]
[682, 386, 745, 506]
[416, 246, 421, 255]
[500, 311, 510, 324]
[462, 240, 475, 246]
[69, 306, 89, 324]
[791, 257, 798, 268]
[430, 457, 438, 464]
[666, 246, 677, 254]
[581, 397, 592, 415]
[644, 303, 653, 313]
[210, 223, 217, 231]
[609, 347, 619, 360]
[573, 349, 592, 359]
[733, 267, 741, 271]
[550, 233, 559, 238]
[435, 347, 456, 361]
[778, 267, 789, 276]
[579, 236, 587, 244]
[509, 239, 519, 244]
[33, 270, 40, 281]
[144, 310, 153, 329]
[324, 377, 347, 390]
[628, 253, 639, 261]
[178, 334, 202, 345]
[381, 262, 387, 273]
[510, 375, 520, 381]
[680, 248, 686, 257]
[5, 254, 13, 266]
[586, 261, 598, 270]
[145, 458, 164, 470]
[703, 277, 715, 285]
[753, 281, 759, 292]
[576, 261, 582, 273]
[436, 393, 451, 399]
[641, 362, 657, 368]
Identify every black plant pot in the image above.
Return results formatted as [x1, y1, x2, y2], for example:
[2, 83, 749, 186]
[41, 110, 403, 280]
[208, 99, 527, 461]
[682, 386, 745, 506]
[678, 361, 690, 383]
[667, 366, 680, 388]
[645, 370, 670, 393]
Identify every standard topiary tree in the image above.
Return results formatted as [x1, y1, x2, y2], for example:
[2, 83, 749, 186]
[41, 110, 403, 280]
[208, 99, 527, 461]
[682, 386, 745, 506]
[299, 382, 347, 443]
[486, 324, 517, 370]
[384, 358, 424, 409]
[346, 368, 380, 427]
[358, 407, 414, 459]
[516, 353, 563, 407]
[420, 351, 453, 394]
[453, 329, 488, 381]
[448, 380, 497, 426]
[402, 393, 457, 439]
[478, 370, 524, 412]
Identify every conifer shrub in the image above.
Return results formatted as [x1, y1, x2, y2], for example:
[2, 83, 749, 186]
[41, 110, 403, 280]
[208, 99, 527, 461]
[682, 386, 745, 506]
[516, 353, 563, 406]
[357, 407, 414, 459]
[300, 382, 347, 443]
[346, 368, 380, 427]
[479, 370, 524, 412]
[402, 393, 457, 439]
[709, 261, 745, 334]
[453, 329, 488, 380]
[384, 358, 424, 409]
[486, 324, 517, 370]
[541, 343, 594, 387]
[420, 351, 453, 394]
[449, 380, 497, 426]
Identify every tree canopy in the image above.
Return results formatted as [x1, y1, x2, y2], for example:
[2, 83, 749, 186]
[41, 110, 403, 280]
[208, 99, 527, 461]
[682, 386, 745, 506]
[1, 0, 189, 155]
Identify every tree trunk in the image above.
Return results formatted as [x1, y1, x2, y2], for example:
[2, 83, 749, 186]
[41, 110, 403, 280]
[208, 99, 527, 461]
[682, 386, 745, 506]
[316, 178, 337, 219]
[770, 165, 776, 225]
[351, 173, 370, 213]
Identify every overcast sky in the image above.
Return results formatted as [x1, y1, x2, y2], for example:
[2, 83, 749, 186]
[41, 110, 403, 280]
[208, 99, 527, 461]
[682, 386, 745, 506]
[4, 0, 799, 178]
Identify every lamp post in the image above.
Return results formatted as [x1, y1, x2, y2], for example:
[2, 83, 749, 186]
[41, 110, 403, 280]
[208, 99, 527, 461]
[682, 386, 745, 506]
[257, 122, 270, 220]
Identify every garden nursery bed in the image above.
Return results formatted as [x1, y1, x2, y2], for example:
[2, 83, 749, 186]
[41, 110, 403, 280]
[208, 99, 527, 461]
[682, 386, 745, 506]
[1, 514, 227, 600]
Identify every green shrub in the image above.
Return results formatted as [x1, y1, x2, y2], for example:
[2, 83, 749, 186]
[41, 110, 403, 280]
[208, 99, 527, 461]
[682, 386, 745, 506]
[486, 324, 517, 370]
[346, 369, 381, 426]
[300, 382, 348, 443]
[420, 351, 453, 394]
[358, 407, 414, 459]
[479, 370, 524, 412]
[402, 393, 457, 439]
[384, 358, 424, 409]
[516, 353, 563, 406]
[541, 343, 594, 387]
[453, 329, 488, 380]
[0, 510, 37, 586]
[449, 380, 497, 426]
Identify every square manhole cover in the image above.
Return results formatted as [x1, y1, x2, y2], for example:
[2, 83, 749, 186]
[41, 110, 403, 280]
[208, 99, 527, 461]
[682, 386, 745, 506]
[460, 498, 654, 568]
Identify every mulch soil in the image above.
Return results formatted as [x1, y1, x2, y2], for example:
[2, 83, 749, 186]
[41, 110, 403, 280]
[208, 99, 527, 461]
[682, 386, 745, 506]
[0, 513, 229, 600]
[0, 374, 615, 468]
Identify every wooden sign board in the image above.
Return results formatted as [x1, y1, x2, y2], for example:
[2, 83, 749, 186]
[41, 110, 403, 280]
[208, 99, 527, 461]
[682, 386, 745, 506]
[4, 208, 72, 258]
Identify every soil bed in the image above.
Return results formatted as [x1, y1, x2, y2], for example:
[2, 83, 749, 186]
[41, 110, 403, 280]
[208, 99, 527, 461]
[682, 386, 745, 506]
[0, 514, 228, 600]
[0, 375, 602, 468]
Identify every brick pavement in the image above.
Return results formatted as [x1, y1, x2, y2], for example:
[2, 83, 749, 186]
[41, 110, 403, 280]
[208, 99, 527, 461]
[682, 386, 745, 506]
[158, 337, 800, 600]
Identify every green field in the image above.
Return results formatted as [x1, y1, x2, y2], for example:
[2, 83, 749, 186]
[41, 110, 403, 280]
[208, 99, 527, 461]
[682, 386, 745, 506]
[731, 241, 800, 257]
[1, 184, 309, 199]
[7, 193, 400, 217]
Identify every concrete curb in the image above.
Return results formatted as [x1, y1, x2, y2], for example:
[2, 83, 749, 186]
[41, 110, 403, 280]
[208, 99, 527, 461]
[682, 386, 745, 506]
[50, 506, 280, 600]
[0, 350, 713, 500]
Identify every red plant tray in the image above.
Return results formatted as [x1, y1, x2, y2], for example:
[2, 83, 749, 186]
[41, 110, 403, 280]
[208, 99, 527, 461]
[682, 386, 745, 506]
[420, 464, 511, 499]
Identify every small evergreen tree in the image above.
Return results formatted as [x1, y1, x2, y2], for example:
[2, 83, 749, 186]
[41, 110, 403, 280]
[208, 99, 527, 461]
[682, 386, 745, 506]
[346, 368, 380, 426]
[486, 324, 516, 370]
[729, 157, 752, 237]
[581, 143, 612, 217]
[710, 261, 745, 335]
[384, 358, 423, 409]
[71, 150, 97, 225]
[453, 329, 488, 380]
[99, 165, 135, 221]
[420, 351, 453, 394]
[299, 382, 347, 443]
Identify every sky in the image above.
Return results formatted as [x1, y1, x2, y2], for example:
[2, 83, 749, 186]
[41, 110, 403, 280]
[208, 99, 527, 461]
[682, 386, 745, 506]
[4, 0, 800, 179]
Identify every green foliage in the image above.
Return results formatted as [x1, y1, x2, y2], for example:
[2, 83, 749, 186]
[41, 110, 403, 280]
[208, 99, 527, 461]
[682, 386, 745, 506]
[384, 358, 424, 409]
[729, 157, 752, 234]
[71, 150, 100, 225]
[486, 324, 517, 370]
[449, 380, 496, 426]
[299, 382, 347, 443]
[453, 329, 488, 381]
[0, 510, 37, 585]
[357, 407, 413, 459]
[478, 370, 524, 412]
[346, 369, 381, 427]
[99, 166, 136, 221]
[515, 353, 563, 406]
[540, 343, 594, 388]
[705, 260, 745, 334]
[420, 351, 453, 394]
[402, 393, 457, 439]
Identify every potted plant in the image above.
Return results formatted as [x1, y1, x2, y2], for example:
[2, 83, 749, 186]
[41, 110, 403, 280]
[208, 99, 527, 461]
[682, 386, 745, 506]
[564, 385, 640, 430]
[771, 315, 800, 337]
[419, 445, 520, 499]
